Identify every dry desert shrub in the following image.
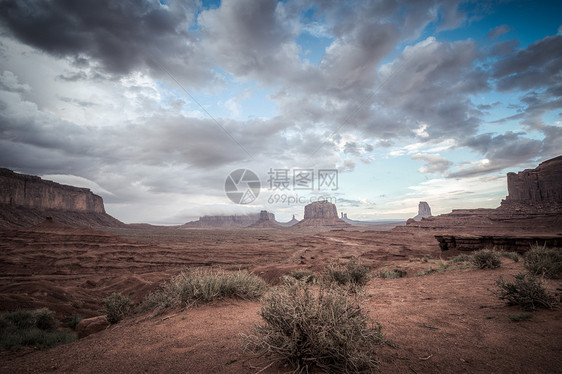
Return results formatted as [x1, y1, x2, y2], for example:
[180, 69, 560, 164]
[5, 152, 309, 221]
[323, 257, 371, 287]
[243, 282, 385, 374]
[289, 269, 317, 284]
[493, 272, 555, 311]
[143, 268, 268, 313]
[524, 244, 562, 278]
[471, 249, 502, 269]
[103, 292, 131, 324]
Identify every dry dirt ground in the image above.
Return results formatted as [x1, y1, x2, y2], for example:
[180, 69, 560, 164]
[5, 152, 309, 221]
[0, 222, 561, 373]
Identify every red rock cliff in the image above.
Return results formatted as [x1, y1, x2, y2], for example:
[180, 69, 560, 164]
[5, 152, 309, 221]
[0, 168, 105, 213]
[502, 156, 562, 209]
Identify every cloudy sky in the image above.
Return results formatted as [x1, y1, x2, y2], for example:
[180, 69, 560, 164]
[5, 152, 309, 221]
[0, 0, 561, 224]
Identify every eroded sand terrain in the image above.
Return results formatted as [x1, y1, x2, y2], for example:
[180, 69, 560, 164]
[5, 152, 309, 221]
[0, 221, 560, 373]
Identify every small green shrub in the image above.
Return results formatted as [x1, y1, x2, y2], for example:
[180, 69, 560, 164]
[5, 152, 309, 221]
[289, 269, 316, 284]
[502, 252, 521, 262]
[143, 268, 268, 313]
[524, 244, 562, 278]
[493, 273, 554, 311]
[472, 249, 502, 269]
[33, 308, 58, 331]
[0, 309, 76, 350]
[67, 314, 83, 330]
[376, 268, 406, 279]
[2, 310, 36, 330]
[508, 312, 534, 322]
[243, 283, 385, 373]
[103, 292, 131, 324]
[323, 257, 371, 287]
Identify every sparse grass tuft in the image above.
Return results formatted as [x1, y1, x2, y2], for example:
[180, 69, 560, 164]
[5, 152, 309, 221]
[415, 265, 436, 277]
[323, 257, 371, 287]
[508, 312, 534, 322]
[0, 309, 76, 350]
[103, 292, 131, 324]
[450, 253, 472, 263]
[289, 269, 317, 284]
[243, 282, 385, 373]
[472, 249, 502, 269]
[524, 244, 562, 278]
[376, 268, 406, 279]
[143, 268, 268, 313]
[493, 272, 555, 311]
[502, 252, 522, 262]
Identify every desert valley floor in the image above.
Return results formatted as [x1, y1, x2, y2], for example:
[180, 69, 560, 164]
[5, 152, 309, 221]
[0, 222, 560, 374]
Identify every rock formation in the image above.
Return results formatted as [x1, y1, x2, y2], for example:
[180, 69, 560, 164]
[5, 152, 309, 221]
[181, 212, 276, 228]
[294, 201, 349, 228]
[249, 210, 282, 228]
[500, 155, 562, 212]
[278, 214, 300, 227]
[0, 169, 122, 229]
[412, 201, 432, 221]
[396, 156, 562, 249]
[0, 168, 105, 212]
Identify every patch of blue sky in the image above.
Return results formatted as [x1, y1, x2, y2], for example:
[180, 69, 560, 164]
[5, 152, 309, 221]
[296, 32, 332, 65]
[439, 0, 562, 47]
[338, 155, 425, 207]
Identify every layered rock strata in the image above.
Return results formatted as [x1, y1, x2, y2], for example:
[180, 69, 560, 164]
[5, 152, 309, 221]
[0, 169, 122, 229]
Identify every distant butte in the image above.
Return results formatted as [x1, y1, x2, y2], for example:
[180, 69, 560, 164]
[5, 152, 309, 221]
[293, 200, 350, 228]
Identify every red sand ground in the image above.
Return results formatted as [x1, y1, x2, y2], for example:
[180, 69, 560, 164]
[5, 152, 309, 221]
[0, 222, 561, 373]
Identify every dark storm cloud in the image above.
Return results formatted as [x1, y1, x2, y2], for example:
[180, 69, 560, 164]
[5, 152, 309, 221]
[493, 35, 562, 91]
[451, 132, 543, 178]
[372, 37, 487, 140]
[0, 0, 211, 83]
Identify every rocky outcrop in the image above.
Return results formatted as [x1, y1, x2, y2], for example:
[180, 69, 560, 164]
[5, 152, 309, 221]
[500, 155, 562, 212]
[0, 169, 122, 229]
[435, 235, 562, 253]
[77, 315, 110, 339]
[0, 169, 105, 212]
[181, 212, 276, 228]
[278, 215, 299, 227]
[398, 156, 562, 242]
[412, 201, 432, 221]
[249, 210, 282, 228]
[294, 201, 349, 228]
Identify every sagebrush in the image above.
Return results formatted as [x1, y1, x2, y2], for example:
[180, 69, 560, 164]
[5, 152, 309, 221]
[243, 283, 385, 373]
[103, 292, 131, 324]
[524, 244, 562, 278]
[472, 249, 502, 269]
[493, 272, 554, 311]
[323, 257, 371, 287]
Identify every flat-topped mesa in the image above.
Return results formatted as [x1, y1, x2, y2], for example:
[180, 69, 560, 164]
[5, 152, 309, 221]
[181, 212, 276, 228]
[0, 168, 105, 213]
[295, 201, 349, 227]
[0, 168, 123, 229]
[501, 155, 562, 212]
